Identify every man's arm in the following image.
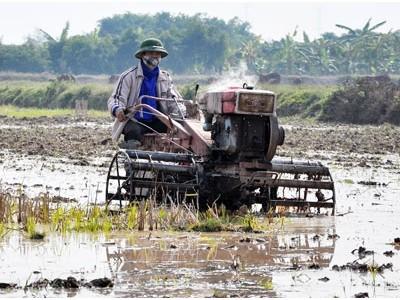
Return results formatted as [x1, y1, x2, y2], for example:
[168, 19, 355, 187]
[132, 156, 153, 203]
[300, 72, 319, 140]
[107, 70, 133, 121]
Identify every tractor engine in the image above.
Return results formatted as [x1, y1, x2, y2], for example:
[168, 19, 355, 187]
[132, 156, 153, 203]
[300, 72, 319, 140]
[199, 85, 285, 162]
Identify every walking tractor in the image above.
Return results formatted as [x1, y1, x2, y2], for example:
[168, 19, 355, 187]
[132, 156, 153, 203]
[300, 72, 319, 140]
[106, 84, 335, 214]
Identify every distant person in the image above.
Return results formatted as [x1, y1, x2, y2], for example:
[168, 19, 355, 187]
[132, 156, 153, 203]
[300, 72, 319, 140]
[107, 38, 185, 148]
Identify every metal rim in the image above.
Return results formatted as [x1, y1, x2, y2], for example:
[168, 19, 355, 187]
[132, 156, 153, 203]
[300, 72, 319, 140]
[105, 150, 133, 209]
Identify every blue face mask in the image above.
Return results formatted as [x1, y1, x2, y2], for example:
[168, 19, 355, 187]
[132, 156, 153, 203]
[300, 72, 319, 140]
[142, 55, 161, 68]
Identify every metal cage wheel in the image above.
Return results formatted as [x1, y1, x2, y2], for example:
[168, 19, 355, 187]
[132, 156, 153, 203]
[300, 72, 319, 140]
[105, 150, 133, 209]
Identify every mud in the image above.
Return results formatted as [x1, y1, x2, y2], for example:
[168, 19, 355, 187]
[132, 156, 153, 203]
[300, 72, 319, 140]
[0, 116, 115, 161]
[24, 276, 113, 289]
[0, 116, 399, 167]
[0, 116, 399, 297]
[279, 121, 400, 169]
[332, 261, 392, 273]
[355, 292, 369, 298]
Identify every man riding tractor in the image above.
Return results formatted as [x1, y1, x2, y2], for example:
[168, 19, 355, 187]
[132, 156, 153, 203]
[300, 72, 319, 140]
[107, 38, 186, 148]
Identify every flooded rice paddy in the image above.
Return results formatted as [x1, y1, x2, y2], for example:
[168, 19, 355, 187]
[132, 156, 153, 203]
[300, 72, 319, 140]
[0, 116, 399, 297]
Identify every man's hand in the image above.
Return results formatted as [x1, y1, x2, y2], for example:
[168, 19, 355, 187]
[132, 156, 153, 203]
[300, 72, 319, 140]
[116, 109, 127, 122]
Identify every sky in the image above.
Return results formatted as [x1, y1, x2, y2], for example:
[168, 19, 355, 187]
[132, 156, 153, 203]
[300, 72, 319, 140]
[0, 0, 400, 45]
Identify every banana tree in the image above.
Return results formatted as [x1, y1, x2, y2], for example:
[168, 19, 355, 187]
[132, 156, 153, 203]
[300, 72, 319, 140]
[336, 19, 387, 74]
[239, 37, 263, 72]
[39, 22, 70, 73]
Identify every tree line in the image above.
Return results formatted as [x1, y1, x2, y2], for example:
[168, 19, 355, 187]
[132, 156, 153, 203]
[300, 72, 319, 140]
[0, 13, 399, 76]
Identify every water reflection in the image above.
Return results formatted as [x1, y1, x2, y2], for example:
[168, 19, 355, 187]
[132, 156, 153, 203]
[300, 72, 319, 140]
[105, 218, 336, 297]
[0, 217, 337, 297]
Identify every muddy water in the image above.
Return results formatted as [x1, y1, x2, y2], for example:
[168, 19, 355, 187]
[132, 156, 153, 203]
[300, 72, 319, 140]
[273, 165, 400, 297]
[106, 219, 336, 298]
[0, 161, 399, 297]
[0, 153, 108, 204]
[0, 219, 336, 297]
[0, 232, 113, 297]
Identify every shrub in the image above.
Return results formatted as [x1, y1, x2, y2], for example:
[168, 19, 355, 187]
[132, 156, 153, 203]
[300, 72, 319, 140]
[320, 75, 400, 125]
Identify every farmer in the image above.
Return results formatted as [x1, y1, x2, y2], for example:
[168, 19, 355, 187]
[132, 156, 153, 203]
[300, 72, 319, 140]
[107, 38, 185, 148]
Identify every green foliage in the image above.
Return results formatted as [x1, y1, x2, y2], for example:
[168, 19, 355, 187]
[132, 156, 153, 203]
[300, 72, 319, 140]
[51, 207, 69, 233]
[240, 213, 262, 232]
[259, 278, 274, 290]
[26, 216, 36, 237]
[204, 237, 218, 260]
[0, 13, 254, 75]
[0, 42, 49, 73]
[26, 216, 45, 240]
[102, 218, 113, 232]
[48, 204, 113, 233]
[98, 12, 244, 74]
[275, 214, 288, 230]
[156, 207, 168, 229]
[86, 206, 102, 232]
[192, 218, 223, 232]
[1, 15, 399, 76]
[0, 105, 107, 118]
[62, 34, 116, 74]
[0, 222, 6, 239]
[69, 208, 85, 231]
[276, 86, 335, 118]
[0, 81, 112, 110]
[178, 83, 198, 100]
[127, 205, 138, 230]
[343, 179, 354, 184]
[368, 262, 379, 286]
[257, 83, 336, 118]
[191, 208, 225, 232]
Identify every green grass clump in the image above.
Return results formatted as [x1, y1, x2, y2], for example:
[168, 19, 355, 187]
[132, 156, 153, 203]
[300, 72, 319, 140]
[69, 207, 86, 231]
[343, 179, 354, 184]
[86, 206, 110, 232]
[26, 216, 45, 240]
[156, 207, 168, 229]
[102, 218, 113, 233]
[51, 207, 70, 233]
[190, 204, 234, 232]
[85, 206, 114, 233]
[51, 205, 113, 233]
[240, 213, 263, 232]
[192, 217, 223, 232]
[259, 278, 274, 290]
[127, 205, 138, 230]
